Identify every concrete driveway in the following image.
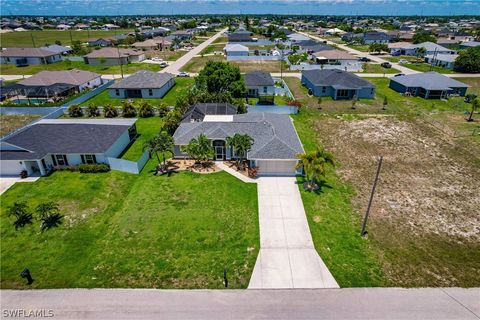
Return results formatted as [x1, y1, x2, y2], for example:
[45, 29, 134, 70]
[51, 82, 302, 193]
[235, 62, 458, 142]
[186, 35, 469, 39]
[249, 177, 339, 289]
[0, 177, 19, 195]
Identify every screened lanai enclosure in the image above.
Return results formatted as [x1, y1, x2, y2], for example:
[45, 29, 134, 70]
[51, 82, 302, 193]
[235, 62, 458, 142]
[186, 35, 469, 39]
[0, 83, 77, 105]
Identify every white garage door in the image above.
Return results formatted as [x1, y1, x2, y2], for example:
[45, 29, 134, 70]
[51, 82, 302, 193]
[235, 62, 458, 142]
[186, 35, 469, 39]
[0, 160, 24, 177]
[256, 160, 297, 176]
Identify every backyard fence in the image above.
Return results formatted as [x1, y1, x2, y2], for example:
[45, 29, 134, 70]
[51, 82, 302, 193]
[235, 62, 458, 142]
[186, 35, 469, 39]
[59, 80, 113, 107]
[107, 151, 149, 174]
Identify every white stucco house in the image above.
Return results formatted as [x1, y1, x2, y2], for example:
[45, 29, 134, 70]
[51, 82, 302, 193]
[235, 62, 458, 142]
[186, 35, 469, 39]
[224, 43, 249, 57]
[108, 70, 175, 99]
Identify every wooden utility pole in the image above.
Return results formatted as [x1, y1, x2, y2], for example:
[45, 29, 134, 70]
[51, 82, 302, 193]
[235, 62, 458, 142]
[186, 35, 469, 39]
[30, 33, 36, 47]
[361, 156, 383, 237]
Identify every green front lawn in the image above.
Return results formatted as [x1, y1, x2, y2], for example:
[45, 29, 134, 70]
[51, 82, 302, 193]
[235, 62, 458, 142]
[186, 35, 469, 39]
[0, 60, 162, 75]
[0, 166, 259, 289]
[362, 63, 400, 74]
[79, 78, 194, 107]
[347, 44, 371, 52]
[0, 29, 135, 47]
[403, 63, 455, 74]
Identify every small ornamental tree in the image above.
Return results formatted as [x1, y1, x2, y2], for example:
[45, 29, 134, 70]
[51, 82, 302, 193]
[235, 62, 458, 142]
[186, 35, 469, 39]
[86, 104, 100, 117]
[68, 104, 83, 117]
[103, 103, 118, 118]
[122, 101, 137, 118]
[138, 101, 154, 118]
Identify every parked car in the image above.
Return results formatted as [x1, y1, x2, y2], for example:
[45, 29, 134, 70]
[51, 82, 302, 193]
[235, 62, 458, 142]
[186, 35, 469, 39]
[359, 57, 371, 62]
[398, 59, 409, 65]
[151, 57, 163, 62]
[159, 61, 168, 68]
[177, 72, 190, 77]
[381, 62, 392, 68]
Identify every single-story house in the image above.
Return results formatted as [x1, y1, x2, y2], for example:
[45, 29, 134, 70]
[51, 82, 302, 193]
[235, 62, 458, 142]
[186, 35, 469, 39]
[133, 38, 171, 51]
[173, 113, 304, 176]
[228, 30, 253, 42]
[87, 37, 114, 47]
[312, 49, 357, 65]
[244, 71, 275, 97]
[40, 44, 72, 55]
[325, 28, 346, 36]
[287, 33, 311, 43]
[296, 40, 332, 53]
[459, 41, 480, 49]
[389, 42, 456, 56]
[84, 48, 145, 65]
[0, 119, 137, 177]
[0, 47, 62, 65]
[363, 32, 391, 44]
[424, 53, 459, 69]
[389, 72, 469, 99]
[13, 69, 102, 97]
[181, 103, 238, 123]
[171, 30, 192, 40]
[302, 69, 376, 100]
[224, 43, 249, 57]
[109, 70, 175, 99]
[141, 27, 170, 38]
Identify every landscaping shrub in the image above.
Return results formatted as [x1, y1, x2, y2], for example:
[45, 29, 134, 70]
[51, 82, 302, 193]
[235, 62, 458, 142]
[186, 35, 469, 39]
[103, 104, 118, 118]
[86, 104, 100, 117]
[288, 100, 302, 108]
[138, 102, 154, 117]
[68, 104, 83, 117]
[157, 102, 170, 117]
[78, 163, 110, 173]
[122, 102, 137, 118]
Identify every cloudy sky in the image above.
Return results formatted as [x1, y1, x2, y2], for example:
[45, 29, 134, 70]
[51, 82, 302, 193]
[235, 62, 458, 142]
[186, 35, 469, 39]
[1, 0, 479, 16]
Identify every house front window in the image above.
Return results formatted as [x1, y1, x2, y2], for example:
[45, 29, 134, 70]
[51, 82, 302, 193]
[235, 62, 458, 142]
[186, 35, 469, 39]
[53, 154, 68, 166]
[336, 89, 349, 98]
[263, 86, 267, 93]
[148, 89, 153, 96]
[115, 89, 120, 96]
[82, 154, 97, 164]
[322, 86, 326, 93]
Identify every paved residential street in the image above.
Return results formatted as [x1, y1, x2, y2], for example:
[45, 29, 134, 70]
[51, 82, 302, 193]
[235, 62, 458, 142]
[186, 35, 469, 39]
[161, 28, 227, 74]
[298, 31, 418, 75]
[1, 288, 479, 319]
[249, 177, 338, 289]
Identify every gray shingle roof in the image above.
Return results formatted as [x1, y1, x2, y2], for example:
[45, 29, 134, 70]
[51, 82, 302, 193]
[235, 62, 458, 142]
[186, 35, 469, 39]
[302, 70, 375, 89]
[110, 70, 174, 89]
[0, 120, 134, 160]
[390, 72, 469, 90]
[173, 113, 304, 160]
[245, 71, 274, 87]
[181, 103, 238, 123]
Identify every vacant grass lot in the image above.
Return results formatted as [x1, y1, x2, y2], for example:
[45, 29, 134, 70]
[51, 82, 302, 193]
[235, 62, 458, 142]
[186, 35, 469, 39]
[289, 75, 480, 287]
[403, 63, 455, 74]
[0, 165, 259, 289]
[79, 77, 194, 107]
[0, 114, 39, 137]
[362, 63, 399, 74]
[0, 29, 134, 47]
[231, 60, 288, 73]
[181, 55, 226, 73]
[0, 60, 162, 75]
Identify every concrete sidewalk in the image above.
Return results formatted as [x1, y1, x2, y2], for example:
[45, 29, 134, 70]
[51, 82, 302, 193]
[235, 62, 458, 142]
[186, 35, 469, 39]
[1, 288, 478, 319]
[249, 177, 339, 289]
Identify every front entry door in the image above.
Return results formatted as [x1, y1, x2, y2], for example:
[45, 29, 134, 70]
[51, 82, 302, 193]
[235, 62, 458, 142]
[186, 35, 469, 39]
[215, 146, 224, 160]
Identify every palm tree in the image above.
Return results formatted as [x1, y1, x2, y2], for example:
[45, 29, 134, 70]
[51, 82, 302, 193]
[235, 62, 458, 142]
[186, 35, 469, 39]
[103, 103, 118, 118]
[7, 201, 33, 230]
[296, 148, 335, 191]
[138, 101, 154, 117]
[86, 104, 100, 117]
[467, 98, 479, 122]
[143, 137, 162, 164]
[156, 131, 174, 169]
[182, 133, 214, 165]
[226, 133, 254, 169]
[416, 47, 427, 60]
[36, 202, 63, 231]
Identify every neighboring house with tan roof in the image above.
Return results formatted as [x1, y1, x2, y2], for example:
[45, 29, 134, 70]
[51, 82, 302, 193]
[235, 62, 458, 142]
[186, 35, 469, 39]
[312, 49, 357, 64]
[19, 69, 102, 91]
[0, 47, 62, 65]
[83, 47, 146, 65]
[132, 38, 171, 51]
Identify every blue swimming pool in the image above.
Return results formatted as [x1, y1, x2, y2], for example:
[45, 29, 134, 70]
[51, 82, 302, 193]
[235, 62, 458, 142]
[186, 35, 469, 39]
[247, 105, 298, 114]
[11, 98, 49, 105]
